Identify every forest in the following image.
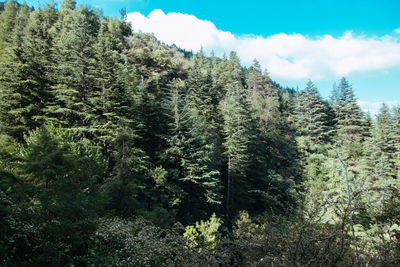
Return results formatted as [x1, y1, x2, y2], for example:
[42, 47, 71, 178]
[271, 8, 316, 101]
[0, 0, 399, 266]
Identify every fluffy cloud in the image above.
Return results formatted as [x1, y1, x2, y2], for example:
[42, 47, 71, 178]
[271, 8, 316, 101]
[127, 9, 235, 52]
[127, 9, 400, 81]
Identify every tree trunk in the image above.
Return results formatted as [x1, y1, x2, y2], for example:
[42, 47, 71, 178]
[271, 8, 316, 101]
[226, 155, 231, 226]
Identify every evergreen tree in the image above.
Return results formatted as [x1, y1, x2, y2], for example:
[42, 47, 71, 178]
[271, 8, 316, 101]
[221, 81, 253, 224]
[246, 66, 301, 214]
[211, 51, 244, 98]
[0, 6, 55, 140]
[162, 80, 221, 223]
[393, 106, 400, 178]
[103, 123, 150, 217]
[0, 0, 19, 57]
[334, 77, 365, 159]
[372, 104, 396, 178]
[247, 59, 265, 98]
[211, 53, 229, 99]
[125, 33, 185, 164]
[50, 6, 99, 134]
[18, 125, 105, 265]
[228, 51, 244, 85]
[186, 50, 216, 120]
[60, 0, 76, 11]
[91, 17, 136, 153]
[293, 80, 332, 152]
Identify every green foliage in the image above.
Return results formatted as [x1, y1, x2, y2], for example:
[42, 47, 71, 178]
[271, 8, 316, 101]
[293, 80, 333, 153]
[0, 0, 18, 46]
[333, 77, 367, 160]
[183, 213, 221, 252]
[221, 81, 254, 223]
[0, 124, 106, 265]
[161, 79, 221, 223]
[89, 217, 211, 266]
[224, 207, 356, 266]
[0, 3, 397, 265]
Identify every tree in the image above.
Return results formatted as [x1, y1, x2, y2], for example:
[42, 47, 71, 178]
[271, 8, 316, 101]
[334, 77, 366, 159]
[370, 104, 397, 178]
[2, 125, 106, 265]
[0, 0, 19, 57]
[161, 80, 221, 223]
[186, 50, 217, 120]
[50, 6, 99, 134]
[221, 82, 253, 224]
[0, 6, 55, 140]
[60, 0, 76, 11]
[293, 80, 332, 153]
[91, 17, 136, 153]
[393, 106, 400, 178]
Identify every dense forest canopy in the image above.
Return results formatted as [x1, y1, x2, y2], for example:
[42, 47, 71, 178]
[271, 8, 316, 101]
[0, 1, 399, 265]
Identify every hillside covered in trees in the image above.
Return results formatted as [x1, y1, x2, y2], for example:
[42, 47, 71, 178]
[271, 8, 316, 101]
[1, 1, 400, 266]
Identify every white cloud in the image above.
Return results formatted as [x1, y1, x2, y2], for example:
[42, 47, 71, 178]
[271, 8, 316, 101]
[126, 10, 400, 81]
[358, 100, 399, 116]
[127, 9, 235, 52]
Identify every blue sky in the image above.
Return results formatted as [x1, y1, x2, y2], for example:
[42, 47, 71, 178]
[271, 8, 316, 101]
[20, 0, 400, 114]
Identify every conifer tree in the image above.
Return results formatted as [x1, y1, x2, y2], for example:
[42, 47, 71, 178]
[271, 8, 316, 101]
[0, 6, 55, 140]
[246, 59, 266, 99]
[334, 77, 365, 159]
[91, 17, 136, 153]
[0, 0, 19, 57]
[228, 51, 244, 85]
[104, 123, 150, 217]
[161, 80, 221, 223]
[246, 60, 280, 130]
[293, 80, 332, 152]
[186, 51, 216, 120]
[245, 62, 301, 214]
[211, 54, 229, 98]
[60, 0, 76, 11]
[392, 106, 400, 178]
[221, 81, 253, 224]
[18, 125, 105, 264]
[50, 6, 99, 134]
[372, 104, 396, 178]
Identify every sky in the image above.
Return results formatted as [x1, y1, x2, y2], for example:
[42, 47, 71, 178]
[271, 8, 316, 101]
[20, 0, 400, 115]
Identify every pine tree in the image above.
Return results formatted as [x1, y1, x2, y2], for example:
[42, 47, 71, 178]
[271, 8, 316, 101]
[104, 123, 150, 217]
[90, 17, 136, 153]
[392, 106, 400, 178]
[245, 64, 301, 215]
[376, 104, 395, 152]
[247, 59, 263, 97]
[293, 80, 332, 152]
[211, 51, 244, 97]
[49, 6, 99, 133]
[246, 60, 280, 131]
[211, 54, 229, 99]
[186, 50, 216, 120]
[125, 33, 185, 164]
[18, 125, 105, 264]
[161, 80, 221, 223]
[0, 6, 55, 140]
[228, 51, 244, 85]
[221, 81, 253, 224]
[334, 77, 365, 159]
[0, 0, 19, 57]
[372, 104, 396, 178]
[60, 0, 76, 11]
